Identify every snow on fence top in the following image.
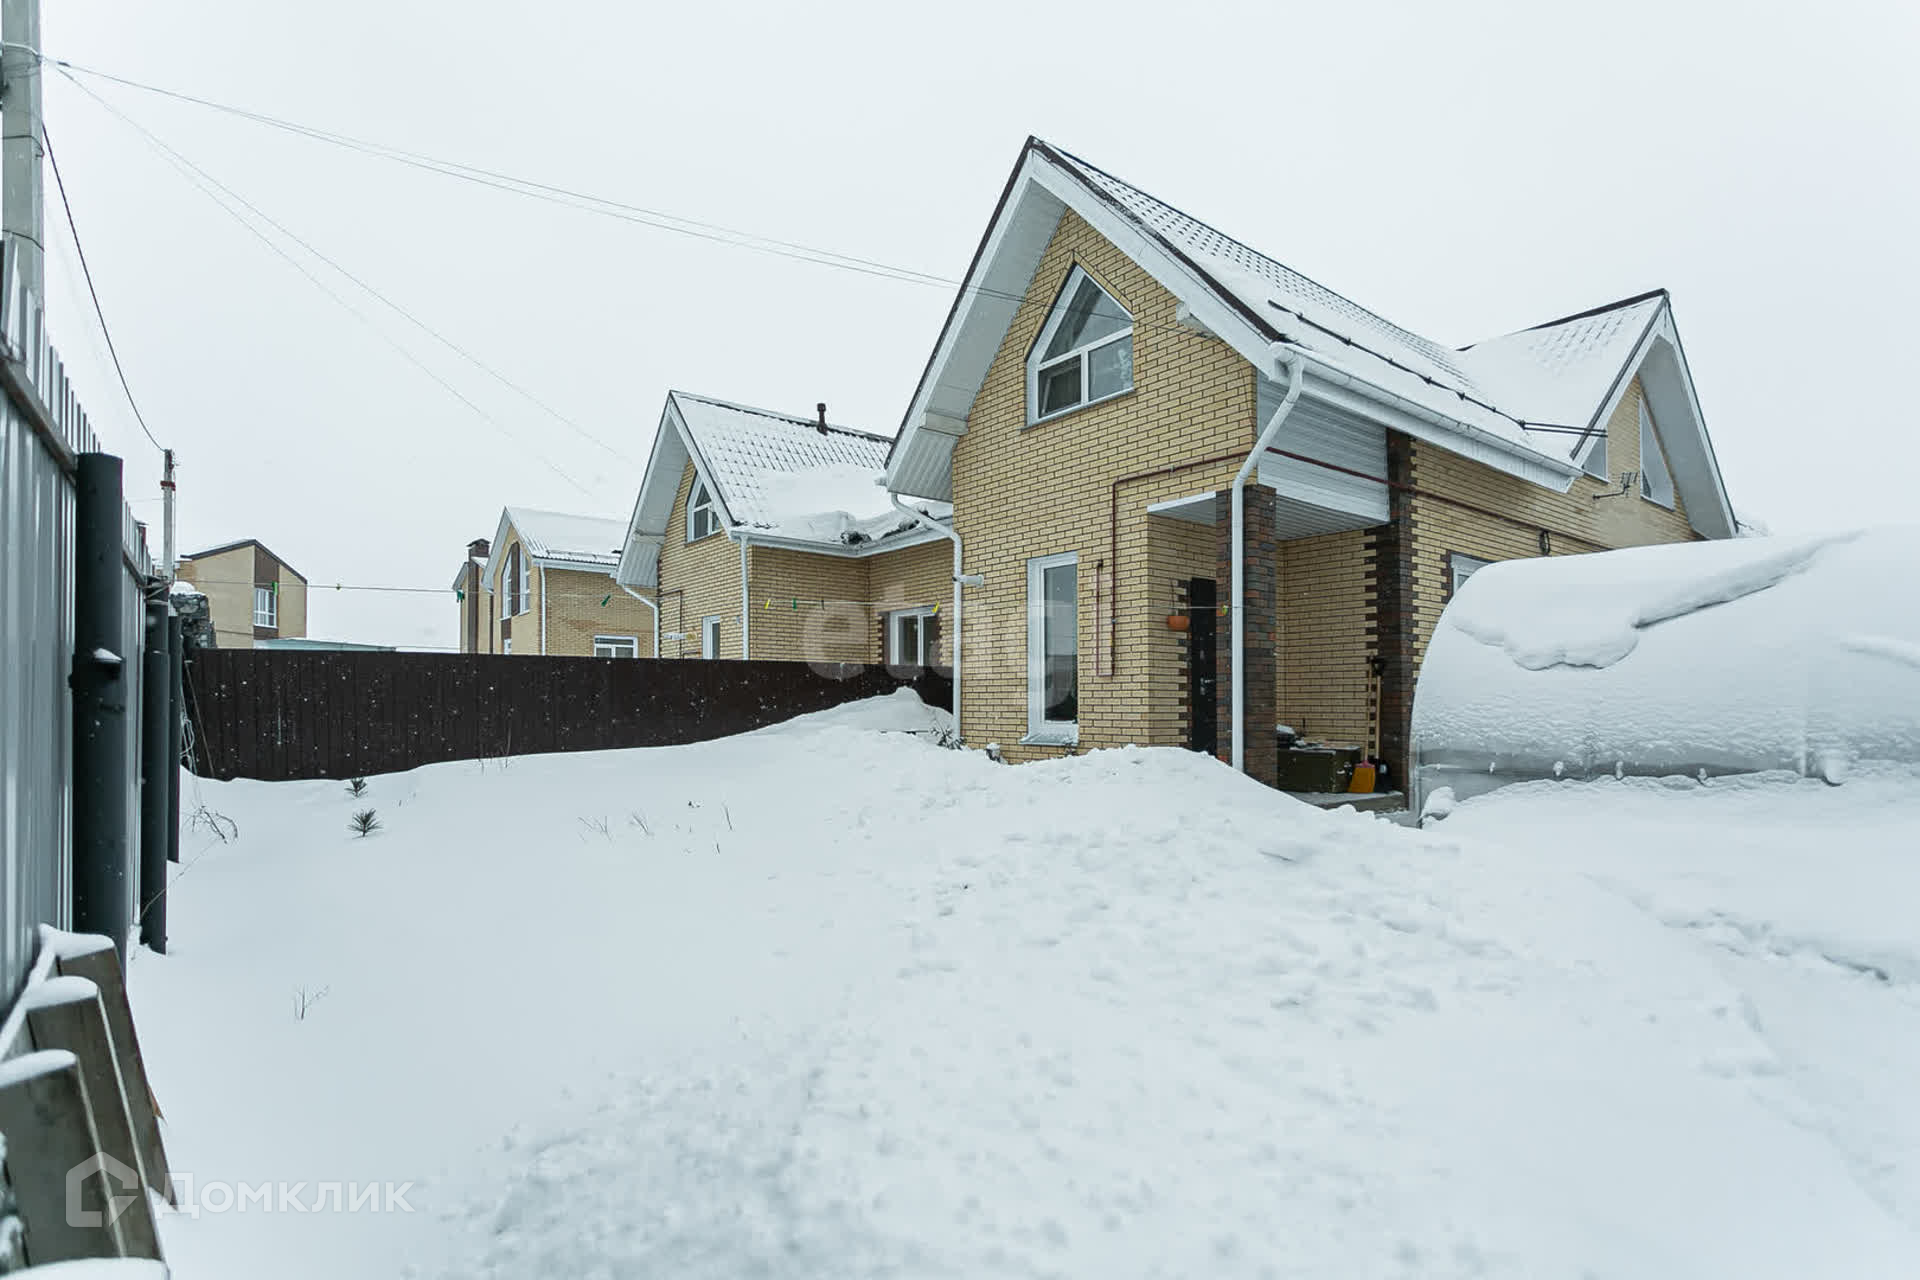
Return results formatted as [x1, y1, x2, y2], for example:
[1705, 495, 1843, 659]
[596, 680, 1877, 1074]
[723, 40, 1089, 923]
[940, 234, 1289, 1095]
[1412, 525, 1920, 809]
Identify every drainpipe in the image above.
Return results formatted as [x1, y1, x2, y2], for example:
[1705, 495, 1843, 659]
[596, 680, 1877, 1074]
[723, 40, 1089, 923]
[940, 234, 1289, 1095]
[618, 584, 660, 658]
[538, 564, 548, 654]
[737, 533, 751, 659]
[1229, 348, 1306, 773]
[889, 492, 965, 740]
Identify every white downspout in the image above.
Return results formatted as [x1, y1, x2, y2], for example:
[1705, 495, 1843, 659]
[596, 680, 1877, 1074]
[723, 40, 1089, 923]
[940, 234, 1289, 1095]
[618, 583, 660, 658]
[1230, 348, 1306, 773]
[889, 492, 964, 741]
[538, 564, 548, 654]
[737, 533, 751, 659]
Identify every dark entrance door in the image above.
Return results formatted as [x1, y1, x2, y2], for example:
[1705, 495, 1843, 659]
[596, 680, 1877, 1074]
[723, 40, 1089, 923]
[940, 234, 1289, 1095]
[1186, 577, 1218, 755]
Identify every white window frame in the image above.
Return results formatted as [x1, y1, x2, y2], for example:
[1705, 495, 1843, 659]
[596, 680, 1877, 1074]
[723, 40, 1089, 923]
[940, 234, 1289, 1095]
[1639, 399, 1676, 509]
[252, 585, 277, 629]
[1026, 266, 1134, 426]
[1449, 552, 1493, 597]
[593, 634, 639, 659]
[687, 480, 721, 542]
[501, 544, 529, 616]
[1023, 551, 1079, 745]
[701, 615, 722, 659]
[888, 606, 936, 667]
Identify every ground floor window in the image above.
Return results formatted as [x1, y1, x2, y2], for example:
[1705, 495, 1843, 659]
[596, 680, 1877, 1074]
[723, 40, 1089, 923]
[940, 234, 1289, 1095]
[1025, 551, 1078, 743]
[888, 606, 936, 667]
[701, 615, 722, 659]
[594, 635, 639, 659]
[1448, 552, 1493, 598]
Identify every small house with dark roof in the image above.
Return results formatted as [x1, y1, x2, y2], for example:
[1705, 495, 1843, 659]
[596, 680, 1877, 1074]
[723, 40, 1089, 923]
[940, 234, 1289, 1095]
[881, 137, 1734, 791]
[175, 538, 308, 648]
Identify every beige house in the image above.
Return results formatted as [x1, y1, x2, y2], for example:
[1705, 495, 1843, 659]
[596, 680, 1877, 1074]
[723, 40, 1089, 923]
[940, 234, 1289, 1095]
[614, 393, 953, 667]
[176, 539, 308, 649]
[875, 138, 1734, 790]
[459, 508, 658, 657]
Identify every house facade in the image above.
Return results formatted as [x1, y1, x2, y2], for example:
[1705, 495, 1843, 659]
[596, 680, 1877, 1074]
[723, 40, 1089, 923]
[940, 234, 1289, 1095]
[883, 139, 1733, 788]
[461, 508, 657, 657]
[176, 539, 308, 649]
[614, 392, 953, 668]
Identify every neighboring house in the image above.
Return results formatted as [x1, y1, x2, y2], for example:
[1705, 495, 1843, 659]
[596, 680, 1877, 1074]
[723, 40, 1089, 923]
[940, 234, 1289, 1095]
[471, 508, 657, 656]
[882, 137, 1734, 789]
[613, 392, 952, 665]
[175, 539, 308, 649]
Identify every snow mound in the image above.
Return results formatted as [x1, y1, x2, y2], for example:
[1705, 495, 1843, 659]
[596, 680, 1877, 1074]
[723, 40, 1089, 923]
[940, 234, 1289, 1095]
[1415, 526, 1920, 806]
[755, 687, 953, 737]
[749, 464, 948, 546]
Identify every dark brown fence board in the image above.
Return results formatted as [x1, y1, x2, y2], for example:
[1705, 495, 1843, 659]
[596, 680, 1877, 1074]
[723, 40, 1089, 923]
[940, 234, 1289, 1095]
[185, 651, 952, 782]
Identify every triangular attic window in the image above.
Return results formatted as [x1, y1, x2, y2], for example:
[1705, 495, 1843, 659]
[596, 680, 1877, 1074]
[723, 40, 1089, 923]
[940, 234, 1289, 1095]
[1028, 267, 1133, 423]
[1639, 398, 1675, 508]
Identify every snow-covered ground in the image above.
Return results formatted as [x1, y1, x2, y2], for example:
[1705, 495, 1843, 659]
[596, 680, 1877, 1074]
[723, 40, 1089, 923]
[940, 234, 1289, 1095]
[131, 693, 1920, 1277]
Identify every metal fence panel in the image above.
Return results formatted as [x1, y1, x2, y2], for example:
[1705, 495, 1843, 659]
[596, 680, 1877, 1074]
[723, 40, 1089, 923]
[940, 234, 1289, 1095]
[0, 235, 154, 1000]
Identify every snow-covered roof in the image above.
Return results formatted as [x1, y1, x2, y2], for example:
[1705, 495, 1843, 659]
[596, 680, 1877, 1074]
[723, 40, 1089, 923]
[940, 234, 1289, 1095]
[888, 138, 1734, 537]
[479, 507, 627, 590]
[1057, 147, 1667, 452]
[616, 393, 950, 588]
[503, 508, 626, 568]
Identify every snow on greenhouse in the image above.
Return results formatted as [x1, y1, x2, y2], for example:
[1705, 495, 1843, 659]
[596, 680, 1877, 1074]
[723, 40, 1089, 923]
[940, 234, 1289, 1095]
[1412, 526, 1920, 810]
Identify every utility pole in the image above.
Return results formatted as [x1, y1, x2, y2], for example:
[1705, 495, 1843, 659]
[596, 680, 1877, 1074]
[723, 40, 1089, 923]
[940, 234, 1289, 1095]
[0, 0, 42, 300]
[161, 448, 177, 583]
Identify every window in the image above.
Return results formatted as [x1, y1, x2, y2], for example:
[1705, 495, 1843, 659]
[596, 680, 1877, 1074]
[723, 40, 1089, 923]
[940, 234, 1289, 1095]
[502, 544, 528, 616]
[1027, 267, 1133, 424]
[687, 480, 721, 541]
[1575, 425, 1607, 479]
[1025, 552, 1078, 742]
[594, 635, 639, 659]
[252, 585, 277, 629]
[889, 607, 936, 667]
[1639, 399, 1675, 508]
[701, 615, 722, 659]
[1449, 552, 1493, 598]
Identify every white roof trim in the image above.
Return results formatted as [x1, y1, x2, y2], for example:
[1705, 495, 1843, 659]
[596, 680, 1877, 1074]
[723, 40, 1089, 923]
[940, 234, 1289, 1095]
[887, 141, 1585, 501]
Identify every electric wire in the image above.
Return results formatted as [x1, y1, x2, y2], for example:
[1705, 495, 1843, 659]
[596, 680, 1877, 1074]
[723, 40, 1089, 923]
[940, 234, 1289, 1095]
[60, 75, 602, 497]
[42, 124, 164, 453]
[57, 71, 633, 469]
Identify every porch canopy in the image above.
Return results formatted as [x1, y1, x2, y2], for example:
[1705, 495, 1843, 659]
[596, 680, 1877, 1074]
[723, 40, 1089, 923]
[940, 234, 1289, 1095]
[1411, 526, 1920, 812]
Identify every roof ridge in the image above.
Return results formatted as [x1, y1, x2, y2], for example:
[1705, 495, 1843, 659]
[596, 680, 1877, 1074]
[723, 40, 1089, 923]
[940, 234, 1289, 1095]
[1460, 288, 1668, 350]
[670, 390, 895, 444]
[1041, 140, 1468, 376]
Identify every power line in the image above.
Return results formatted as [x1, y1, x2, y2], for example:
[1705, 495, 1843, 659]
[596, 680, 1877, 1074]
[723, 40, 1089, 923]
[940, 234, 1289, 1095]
[60, 73, 603, 497]
[46, 57, 956, 291]
[42, 124, 164, 454]
[57, 71, 633, 470]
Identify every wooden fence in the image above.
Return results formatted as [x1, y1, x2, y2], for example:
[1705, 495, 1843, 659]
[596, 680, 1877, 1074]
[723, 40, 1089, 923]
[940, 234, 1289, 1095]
[185, 649, 954, 781]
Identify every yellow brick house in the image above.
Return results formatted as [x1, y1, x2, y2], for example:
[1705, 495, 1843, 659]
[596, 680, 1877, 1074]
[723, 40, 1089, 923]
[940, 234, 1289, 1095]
[883, 138, 1736, 790]
[613, 392, 954, 669]
[462, 508, 659, 657]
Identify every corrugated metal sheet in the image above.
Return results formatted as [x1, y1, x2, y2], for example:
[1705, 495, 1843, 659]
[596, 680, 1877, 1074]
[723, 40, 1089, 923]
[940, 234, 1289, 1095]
[1256, 376, 1390, 525]
[0, 236, 154, 1001]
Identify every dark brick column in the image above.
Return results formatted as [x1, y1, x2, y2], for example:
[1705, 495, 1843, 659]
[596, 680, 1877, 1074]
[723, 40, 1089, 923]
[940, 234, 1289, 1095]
[1366, 432, 1416, 793]
[1214, 485, 1279, 786]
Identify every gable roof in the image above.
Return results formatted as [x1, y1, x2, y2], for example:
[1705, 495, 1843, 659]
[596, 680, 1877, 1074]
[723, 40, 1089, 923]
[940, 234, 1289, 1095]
[887, 138, 1734, 538]
[179, 538, 308, 582]
[615, 392, 948, 587]
[480, 506, 627, 588]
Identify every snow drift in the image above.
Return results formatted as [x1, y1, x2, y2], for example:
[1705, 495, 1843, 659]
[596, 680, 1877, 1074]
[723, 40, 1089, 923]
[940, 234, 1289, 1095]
[1413, 525, 1920, 809]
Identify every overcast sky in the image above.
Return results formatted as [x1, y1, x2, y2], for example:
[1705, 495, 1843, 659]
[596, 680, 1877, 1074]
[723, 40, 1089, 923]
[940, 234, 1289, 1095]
[41, 0, 1920, 648]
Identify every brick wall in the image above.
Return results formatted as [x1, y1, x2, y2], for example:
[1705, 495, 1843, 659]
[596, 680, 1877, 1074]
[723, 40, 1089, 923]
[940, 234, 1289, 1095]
[1144, 515, 1215, 747]
[536, 568, 659, 658]
[948, 209, 1255, 763]
[1276, 527, 1375, 749]
[660, 459, 752, 659]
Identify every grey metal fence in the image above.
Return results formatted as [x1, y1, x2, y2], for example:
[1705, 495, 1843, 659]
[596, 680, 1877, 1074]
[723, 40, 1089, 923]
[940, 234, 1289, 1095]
[0, 234, 154, 1002]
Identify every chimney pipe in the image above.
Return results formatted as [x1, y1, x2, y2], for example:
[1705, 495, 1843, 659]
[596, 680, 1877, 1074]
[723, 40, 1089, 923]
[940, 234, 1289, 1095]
[816, 402, 828, 435]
